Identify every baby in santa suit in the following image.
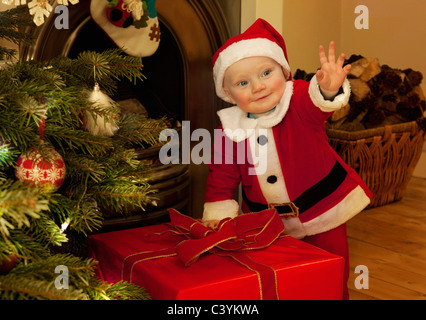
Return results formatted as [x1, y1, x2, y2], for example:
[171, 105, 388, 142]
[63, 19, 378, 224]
[202, 18, 373, 299]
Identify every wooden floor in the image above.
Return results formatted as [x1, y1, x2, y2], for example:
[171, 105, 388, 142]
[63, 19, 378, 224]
[347, 176, 426, 300]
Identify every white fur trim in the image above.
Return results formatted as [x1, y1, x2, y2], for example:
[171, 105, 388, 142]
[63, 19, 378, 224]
[217, 82, 294, 142]
[303, 185, 371, 236]
[202, 199, 240, 222]
[248, 127, 290, 199]
[214, 38, 291, 102]
[281, 217, 307, 239]
[281, 185, 370, 239]
[308, 75, 351, 112]
[218, 106, 257, 142]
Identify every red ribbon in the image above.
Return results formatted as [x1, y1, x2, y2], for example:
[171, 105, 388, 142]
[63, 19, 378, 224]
[122, 208, 286, 300]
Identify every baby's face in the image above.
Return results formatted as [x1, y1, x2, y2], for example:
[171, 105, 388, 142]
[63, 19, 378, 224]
[223, 56, 287, 115]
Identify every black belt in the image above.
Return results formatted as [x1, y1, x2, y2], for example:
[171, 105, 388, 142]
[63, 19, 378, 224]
[242, 161, 347, 217]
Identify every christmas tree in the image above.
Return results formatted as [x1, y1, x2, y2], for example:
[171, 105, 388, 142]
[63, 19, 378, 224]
[0, 6, 168, 299]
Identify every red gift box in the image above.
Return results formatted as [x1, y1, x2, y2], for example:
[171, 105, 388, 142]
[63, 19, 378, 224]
[88, 209, 344, 300]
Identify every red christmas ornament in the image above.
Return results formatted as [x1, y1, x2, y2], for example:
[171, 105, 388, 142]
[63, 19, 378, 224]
[15, 148, 66, 193]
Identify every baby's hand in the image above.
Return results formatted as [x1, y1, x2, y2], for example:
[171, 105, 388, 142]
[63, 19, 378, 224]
[202, 219, 220, 229]
[316, 41, 351, 99]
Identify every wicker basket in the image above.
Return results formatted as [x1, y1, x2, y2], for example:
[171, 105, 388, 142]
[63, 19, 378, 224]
[327, 121, 425, 208]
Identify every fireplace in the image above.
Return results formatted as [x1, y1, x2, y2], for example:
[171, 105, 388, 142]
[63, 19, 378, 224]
[20, 0, 241, 229]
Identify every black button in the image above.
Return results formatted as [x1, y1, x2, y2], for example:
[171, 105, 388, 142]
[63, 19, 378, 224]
[267, 175, 277, 184]
[257, 135, 268, 145]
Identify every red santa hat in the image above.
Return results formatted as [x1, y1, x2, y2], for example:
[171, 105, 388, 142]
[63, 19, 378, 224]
[212, 18, 292, 103]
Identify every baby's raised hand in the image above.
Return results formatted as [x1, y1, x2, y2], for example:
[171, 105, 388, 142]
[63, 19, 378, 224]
[316, 41, 351, 99]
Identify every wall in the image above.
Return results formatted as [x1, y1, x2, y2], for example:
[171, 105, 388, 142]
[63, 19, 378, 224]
[282, 0, 341, 74]
[241, 0, 284, 32]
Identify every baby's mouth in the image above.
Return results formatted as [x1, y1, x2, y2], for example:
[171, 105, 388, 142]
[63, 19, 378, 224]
[255, 94, 269, 101]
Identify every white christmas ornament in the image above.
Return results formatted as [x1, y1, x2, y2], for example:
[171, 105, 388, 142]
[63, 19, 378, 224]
[85, 84, 119, 137]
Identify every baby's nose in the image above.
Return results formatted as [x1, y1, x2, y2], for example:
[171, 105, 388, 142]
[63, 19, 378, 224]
[252, 80, 266, 92]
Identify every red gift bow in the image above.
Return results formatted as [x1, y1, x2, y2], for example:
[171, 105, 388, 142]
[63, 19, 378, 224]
[121, 208, 286, 300]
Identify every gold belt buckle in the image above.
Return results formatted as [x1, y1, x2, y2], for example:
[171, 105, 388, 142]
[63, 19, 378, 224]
[269, 202, 299, 218]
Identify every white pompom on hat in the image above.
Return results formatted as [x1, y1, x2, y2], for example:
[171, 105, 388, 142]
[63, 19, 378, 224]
[212, 18, 292, 103]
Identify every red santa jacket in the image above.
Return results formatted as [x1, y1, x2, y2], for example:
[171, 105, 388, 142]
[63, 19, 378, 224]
[203, 76, 373, 239]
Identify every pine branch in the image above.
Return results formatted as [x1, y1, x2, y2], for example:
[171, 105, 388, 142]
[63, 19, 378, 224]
[91, 181, 158, 214]
[68, 198, 103, 236]
[115, 114, 170, 147]
[0, 6, 35, 60]
[29, 212, 69, 247]
[112, 148, 141, 169]
[0, 179, 49, 237]
[0, 254, 89, 300]
[47, 191, 104, 236]
[0, 274, 87, 300]
[0, 115, 37, 150]
[77, 49, 145, 82]
[0, 143, 20, 168]
[0, 6, 35, 34]
[0, 47, 17, 61]
[64, 154, 107, 184]
[103, 281, 151, 300]
[45, 125, 113, 157]
[49, 49, 146, 96]
[3, 228, 51, 261]
[0, 254, 150, 300]
[44, 193, 71, 224]
[15, 93, 48, 129]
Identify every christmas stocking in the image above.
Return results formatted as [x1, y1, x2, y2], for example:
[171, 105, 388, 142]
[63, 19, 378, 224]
[90, 0, 160, 57]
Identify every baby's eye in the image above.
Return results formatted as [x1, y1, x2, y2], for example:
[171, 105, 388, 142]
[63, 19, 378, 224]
[262, 70, 271, 77]
[238, 80, 248, 86]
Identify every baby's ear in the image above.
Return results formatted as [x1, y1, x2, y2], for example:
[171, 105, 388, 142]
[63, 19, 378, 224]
[281, 66, 289, 80]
